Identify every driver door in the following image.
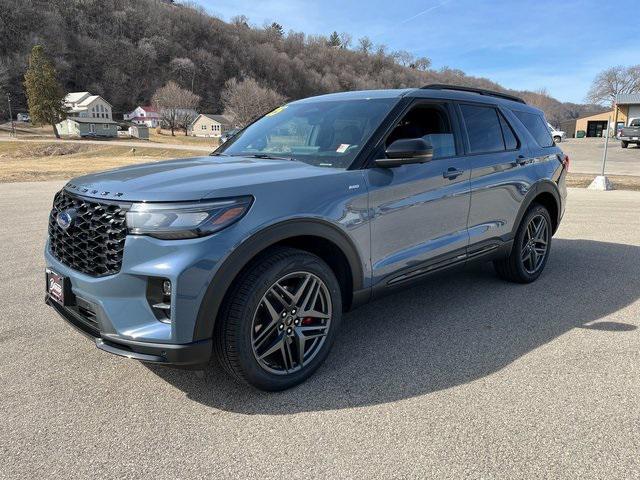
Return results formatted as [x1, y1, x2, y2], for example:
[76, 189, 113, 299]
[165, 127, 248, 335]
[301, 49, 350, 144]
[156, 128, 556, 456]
[365, 100, 471, 286]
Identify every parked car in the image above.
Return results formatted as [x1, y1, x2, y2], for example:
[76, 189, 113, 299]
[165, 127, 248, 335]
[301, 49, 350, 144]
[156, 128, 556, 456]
[619, 119, 640, 148]
[547, 123, 565, 143]
[45, 85, 567, 391]
[220, 127, 240, 144]
[16, 112, 30, 122]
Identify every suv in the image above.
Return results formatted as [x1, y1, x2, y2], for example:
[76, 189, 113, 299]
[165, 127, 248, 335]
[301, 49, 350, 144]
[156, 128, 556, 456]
[45, 85, 567, 391]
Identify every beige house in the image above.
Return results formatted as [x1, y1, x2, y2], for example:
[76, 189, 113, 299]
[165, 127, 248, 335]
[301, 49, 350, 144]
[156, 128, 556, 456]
[190, 114, 232, 137]
[63, 92, 113, 120]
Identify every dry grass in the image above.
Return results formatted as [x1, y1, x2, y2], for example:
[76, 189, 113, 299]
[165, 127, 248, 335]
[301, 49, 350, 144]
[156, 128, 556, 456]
[0, 141, 205, 182]
[148, 130, 221, 147]
[566, 173, 640, 191]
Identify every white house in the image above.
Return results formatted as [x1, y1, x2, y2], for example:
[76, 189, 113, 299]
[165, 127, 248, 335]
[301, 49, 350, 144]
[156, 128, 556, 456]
[56, 92, 117, 138]
[124, 106, 161, 128]
[63, 92, 113, 120]
[190, 114, 233, 137]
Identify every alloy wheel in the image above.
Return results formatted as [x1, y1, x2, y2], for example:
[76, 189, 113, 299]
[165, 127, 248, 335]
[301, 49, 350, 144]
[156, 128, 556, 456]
[521, 214, 549, 274]
[251, 272, 332, 375]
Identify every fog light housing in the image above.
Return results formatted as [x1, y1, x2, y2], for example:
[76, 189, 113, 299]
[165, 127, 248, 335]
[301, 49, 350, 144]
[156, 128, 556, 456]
[147, 277, 172, 324]
[162, 279, 172, 296]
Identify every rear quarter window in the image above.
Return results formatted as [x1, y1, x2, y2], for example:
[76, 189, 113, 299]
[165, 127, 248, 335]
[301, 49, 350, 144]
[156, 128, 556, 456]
[513, 110, 554, 147]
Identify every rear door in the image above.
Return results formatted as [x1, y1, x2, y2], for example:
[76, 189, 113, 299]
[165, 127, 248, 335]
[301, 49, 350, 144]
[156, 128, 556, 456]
[365, 100, 471, 285]
[456, 102, 534, 255]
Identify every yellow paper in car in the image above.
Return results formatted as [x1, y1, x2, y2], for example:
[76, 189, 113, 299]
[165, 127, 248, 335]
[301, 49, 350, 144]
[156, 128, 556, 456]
[266, 106, 287, 116]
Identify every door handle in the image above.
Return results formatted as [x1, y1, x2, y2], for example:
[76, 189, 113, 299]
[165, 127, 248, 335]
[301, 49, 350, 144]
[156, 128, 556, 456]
[443, 167, 464, 179]
[515, 155, 528, 165]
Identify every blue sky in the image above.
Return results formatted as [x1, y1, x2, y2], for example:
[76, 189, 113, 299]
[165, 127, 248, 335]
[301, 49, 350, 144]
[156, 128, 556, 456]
[195, 0, 638, 103]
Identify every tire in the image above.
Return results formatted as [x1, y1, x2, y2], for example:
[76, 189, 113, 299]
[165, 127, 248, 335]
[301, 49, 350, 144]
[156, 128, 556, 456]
[494, 203, 552, 283]
[553, 136, 562, 144]
[621, 141, 628, 148]
[214, 247, 342, 391]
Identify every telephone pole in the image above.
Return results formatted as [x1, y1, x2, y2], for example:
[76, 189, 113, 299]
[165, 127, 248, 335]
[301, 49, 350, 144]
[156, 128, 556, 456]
[6, 92, 15, 137]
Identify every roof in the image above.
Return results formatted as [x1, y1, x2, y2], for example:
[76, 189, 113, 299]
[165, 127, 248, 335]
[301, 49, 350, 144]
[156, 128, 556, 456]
[292, 86, 540, 111]
[130, 116, 158, 121]
[64, 92, 91, 104]
[576, 110, 615, 121]
[194, 114, 232, 124]
[66, 117, 118, 125]
[616, 93, 640, 105]
[140, 106, 158, 113]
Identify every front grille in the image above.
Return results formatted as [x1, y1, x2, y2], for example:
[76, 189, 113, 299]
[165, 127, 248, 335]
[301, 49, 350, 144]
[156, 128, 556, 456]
[48, 190, 128, 276]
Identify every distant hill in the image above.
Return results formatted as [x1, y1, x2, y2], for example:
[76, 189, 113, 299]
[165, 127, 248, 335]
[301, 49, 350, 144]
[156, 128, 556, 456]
[0, 0, 605, 124]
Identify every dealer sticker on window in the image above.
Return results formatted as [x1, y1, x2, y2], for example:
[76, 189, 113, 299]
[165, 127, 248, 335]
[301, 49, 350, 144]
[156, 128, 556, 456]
[336, 144, 350, 153]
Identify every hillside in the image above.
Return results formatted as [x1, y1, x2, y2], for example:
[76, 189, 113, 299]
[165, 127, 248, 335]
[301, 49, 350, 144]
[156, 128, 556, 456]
[0, 0, 604, 124]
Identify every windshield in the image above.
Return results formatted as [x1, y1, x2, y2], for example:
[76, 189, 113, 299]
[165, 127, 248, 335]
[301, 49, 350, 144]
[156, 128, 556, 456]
[216, 98, 398, 169]
[630, 119, 640, 127]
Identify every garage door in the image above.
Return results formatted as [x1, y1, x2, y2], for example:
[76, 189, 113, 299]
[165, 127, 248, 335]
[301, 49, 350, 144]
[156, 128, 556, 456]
[629, 105, 640, 124]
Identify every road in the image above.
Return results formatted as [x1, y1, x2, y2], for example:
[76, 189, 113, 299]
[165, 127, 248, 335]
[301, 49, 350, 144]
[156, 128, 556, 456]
[1, 182, 639, 479]
[2, 135, 640, 176]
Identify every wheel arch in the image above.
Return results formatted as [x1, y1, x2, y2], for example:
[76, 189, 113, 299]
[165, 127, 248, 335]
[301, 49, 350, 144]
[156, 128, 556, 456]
[193, 219, 366, 341]
[511, 180, 561, 237]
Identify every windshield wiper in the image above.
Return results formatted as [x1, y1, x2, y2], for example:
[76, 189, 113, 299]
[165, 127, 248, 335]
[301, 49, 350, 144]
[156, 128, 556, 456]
[244, 153, 294, 161]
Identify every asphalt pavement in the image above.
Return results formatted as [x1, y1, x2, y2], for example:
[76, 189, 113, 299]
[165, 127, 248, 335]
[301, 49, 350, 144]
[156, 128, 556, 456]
[1, 182, 639, 479]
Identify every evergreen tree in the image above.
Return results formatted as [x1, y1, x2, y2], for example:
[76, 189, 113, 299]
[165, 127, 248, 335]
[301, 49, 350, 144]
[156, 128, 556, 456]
[23, 45, 66, 138]
[327, 31, 341, 48]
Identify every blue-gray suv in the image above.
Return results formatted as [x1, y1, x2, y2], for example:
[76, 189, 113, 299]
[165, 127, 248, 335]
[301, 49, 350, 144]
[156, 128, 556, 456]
[45, 85, 567, 390]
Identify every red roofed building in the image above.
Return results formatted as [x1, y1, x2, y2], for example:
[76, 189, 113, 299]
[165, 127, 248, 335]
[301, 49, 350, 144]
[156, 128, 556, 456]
[124, 106, 161, 128]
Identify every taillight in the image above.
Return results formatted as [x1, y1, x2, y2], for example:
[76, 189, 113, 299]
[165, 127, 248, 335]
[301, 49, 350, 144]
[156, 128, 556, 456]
[561, 154, 570, 172]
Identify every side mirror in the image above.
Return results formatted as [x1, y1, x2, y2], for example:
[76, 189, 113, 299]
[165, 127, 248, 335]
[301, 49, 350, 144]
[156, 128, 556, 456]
[375, 138, 434, 168]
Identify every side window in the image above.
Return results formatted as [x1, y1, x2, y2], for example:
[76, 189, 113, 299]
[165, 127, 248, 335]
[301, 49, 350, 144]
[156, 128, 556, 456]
[385, 103, 456, 159]
[513, 110, 554, 147]
[498, 112, 518, 150]
[459, 104, 505, 154]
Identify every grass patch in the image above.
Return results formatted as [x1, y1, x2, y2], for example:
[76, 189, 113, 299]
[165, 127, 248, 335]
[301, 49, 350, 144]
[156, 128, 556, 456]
[0, 141, 205, 182]
[567, 173, 640, 191]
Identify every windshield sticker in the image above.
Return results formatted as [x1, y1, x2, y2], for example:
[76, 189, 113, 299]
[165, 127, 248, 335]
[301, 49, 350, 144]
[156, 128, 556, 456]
[336, 144, 350, 153]
[266, 105, 287, 117]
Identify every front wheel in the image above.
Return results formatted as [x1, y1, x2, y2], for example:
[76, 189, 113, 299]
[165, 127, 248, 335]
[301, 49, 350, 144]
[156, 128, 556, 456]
[553, 135, 562, 143]
[214, 247, 342, 391]
[621, 141, 628, 148]
[494, 204, 552, 283]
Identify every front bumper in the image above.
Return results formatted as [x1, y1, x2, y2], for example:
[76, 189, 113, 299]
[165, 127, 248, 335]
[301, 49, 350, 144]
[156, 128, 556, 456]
[46, 295, 212, 365]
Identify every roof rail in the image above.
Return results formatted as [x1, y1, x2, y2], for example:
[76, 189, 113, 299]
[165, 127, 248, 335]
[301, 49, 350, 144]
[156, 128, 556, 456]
[420, 84, 526, 104]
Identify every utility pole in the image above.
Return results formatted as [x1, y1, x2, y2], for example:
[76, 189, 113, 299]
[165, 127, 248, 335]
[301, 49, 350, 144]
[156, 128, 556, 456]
[601, 116, 610, 176]
[6, 92, 15, 137]
[588, 115, 614, 190]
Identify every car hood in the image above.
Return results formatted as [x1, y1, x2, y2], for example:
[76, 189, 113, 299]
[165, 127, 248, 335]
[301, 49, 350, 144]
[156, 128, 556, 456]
[64, 156, 339, 202]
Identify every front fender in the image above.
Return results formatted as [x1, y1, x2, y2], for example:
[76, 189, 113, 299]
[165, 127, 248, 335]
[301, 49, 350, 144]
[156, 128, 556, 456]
[192, 218, 366, 341]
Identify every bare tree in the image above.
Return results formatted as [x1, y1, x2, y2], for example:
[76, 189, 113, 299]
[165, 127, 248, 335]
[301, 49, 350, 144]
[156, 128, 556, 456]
[587, 65, 640, 106]
[170, 57, 196, 91]
[221, 77, 285, 127]
[392, 50, 414, 67]
[410, 56, 431, 71]
[357, 36, 373, 54]
[339, 32, 352, 49]
[152, 81, 200, 136]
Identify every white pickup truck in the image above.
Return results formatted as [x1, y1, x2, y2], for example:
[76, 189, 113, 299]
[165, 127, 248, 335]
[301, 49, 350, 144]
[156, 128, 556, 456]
[547, 123, 565, 143]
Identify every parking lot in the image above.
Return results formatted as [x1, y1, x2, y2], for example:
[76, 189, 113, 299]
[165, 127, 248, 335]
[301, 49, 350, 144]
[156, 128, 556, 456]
[1, 181, 639, 479]
[561, 137, 640, 175]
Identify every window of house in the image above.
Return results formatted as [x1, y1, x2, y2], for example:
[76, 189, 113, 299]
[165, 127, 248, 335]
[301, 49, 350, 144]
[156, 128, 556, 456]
[385, 103, 456, 159]
[103, 123, 109, 130]
[460, 104, 506, 154]
[513, 110, 554, 147]
[201, 124, 206, 130]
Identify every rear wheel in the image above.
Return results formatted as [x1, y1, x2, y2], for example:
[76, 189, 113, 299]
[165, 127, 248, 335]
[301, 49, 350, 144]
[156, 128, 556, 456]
[494, 204, 552, 283]
[553, 135, 562, 143]
[214, 247, 342, 391]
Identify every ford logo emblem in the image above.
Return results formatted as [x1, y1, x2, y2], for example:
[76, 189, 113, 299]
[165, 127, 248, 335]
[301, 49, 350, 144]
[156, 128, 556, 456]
[56, 209, 76, 231]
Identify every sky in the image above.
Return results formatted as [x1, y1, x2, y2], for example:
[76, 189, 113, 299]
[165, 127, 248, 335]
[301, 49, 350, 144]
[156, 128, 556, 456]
[194, 0, 639, 104]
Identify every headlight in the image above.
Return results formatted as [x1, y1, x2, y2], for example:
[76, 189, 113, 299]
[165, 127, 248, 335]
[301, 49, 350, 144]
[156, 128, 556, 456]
[126, 196, 252, 240]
